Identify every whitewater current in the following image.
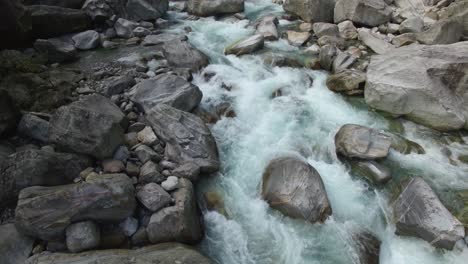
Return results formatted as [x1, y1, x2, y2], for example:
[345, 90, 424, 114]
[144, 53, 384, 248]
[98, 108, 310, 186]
[166, 1, 468, 263]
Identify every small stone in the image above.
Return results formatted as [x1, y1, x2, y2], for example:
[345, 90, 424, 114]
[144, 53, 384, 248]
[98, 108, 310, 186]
[161, 176, 179, 191]
[119, 217, 138, 237]
[79, 167, 95, 179]
[137, 126, 158, 145]
[126, 162, 140, 177]
[66, 221, 100, 253]
[102, 159, 125, 173]
[136, 183, 172, 211]
[299, 22, 313, 32]
[286, 31, 311, 46]
[113, 145, 130, 161]
[140, 160, 159, 178]
[135, 145, 161, 163]
[124, 132, 139, 147]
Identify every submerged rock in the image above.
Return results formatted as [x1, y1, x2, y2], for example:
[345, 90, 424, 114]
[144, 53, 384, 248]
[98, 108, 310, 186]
[146, 104, 220, 173]
[15, 174, 136, 241]
[49, 94, 127, 159]
[26, 243, 212, 264]
[353, 231, 381, 264]
[394, 177, 465, 250]
[350, 160, 392, 184]
[187, 0, 244, 17]
[129, 73, 202, 113]
[335, 124, 391, 160]
[283, 0, 335, 23]
[225, 34, 264, 56]
[262, 156, 332, 223]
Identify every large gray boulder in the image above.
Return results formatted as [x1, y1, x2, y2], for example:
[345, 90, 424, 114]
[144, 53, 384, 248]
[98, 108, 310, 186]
[364, 42, 468, 131]
[334, 0, 392, 27]
[261, 157, 332, 223]
[187, 0, 244, 17]
[129, 73, 202, 113]
[15, 174, 136, 241]
[225, 34, 265, 56]
[146, 179, 202, 244]
[34, 38, 78, 63]
[29, 5, 90, 38]
[283, 0, 335, 23]
[0, 149, 92, 208]
[146, 104, 220, 173]
[0, 224, 34, 264]
[17, 113, 50, 143]
[126, 0, 168, 21]
[335, 124, 391, 159]
[49, 94, 128, 159]
[0, 90, 20, 138]
[394, 177, 465, 250]
[162, 39, 209, 71]
[26, 243, 212, 264]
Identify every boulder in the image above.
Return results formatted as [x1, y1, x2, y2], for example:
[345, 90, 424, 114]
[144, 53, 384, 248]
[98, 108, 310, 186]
[357, 28, 395, 54]
[255, 15, 279, 40]
[283, 0, 335, 23]
[262, 157, 332, 223]
[25, 243, 212, 264]
[146, 104, 220, 173]
[187, 0, 244, 17]
[72, 30, 100, 50]
[66, 221, 100, 253]
[286, 31, 311, 46]
[0, 224, 34, 264]
[350, 160, 391, 184]
[353, 231, 381, 264]
[319, 44, 338, 71]
[162, 39, 210, 71]
[99, 75, 136, 97]
[0, 149, 92, 207]
[146, 179, 202, 244]
[225, 34, 264, 56]
[394, 177, 465, 250]
[82, 0, 127, 21]
[334, 0, 392, 27]
[15, 174, 136, 241]
[0, 0, 32, 49]
[335, 124, 391, 159]
[416, 19, 463, 45]
[136, 183, 172, 212]
[114, 18, 138, 39]
[49, 94, 128, 159]
[364, 42, 468, 131]
[399, 16, 424, 33]
[338, 20, 358, 40]
[439, 0, 468, 36]
[326, 69, 366, 95]
[126, 0, 168, 21]
[0, 90, 20, 138]
[17, 113, 50, 143]
[34, 38, 78, 63]
[129, 73, 202, 113]
[29, 5, 90, 38]
[313, 22, 339, 38]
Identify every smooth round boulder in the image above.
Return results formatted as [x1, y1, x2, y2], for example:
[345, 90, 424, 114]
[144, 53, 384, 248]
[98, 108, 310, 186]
[335, 124, 391, 160]
[261, 156, 332, 223]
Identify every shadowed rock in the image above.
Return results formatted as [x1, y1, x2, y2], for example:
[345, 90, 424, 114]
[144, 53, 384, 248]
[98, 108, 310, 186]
[187, 0, 244, 17]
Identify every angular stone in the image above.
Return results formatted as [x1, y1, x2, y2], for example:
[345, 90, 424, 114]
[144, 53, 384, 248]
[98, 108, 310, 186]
[99, 75, 136, 97]
[283, 0, 335, 22]
[357, 28, 395, 54]
[17, 113, 49, 143]
[129, 73, 202, 113]
[335, 124, 391, 159]
[255, 15, 279, 40]
[146, 179, 202, 244]
[137, 183, 172, 211]
[262, 156, 332, 223]
[162, 39, 209, 71]
[15, 174, 136, 241]
[114, 18, 138, 39]
[225, 34, 264, 56]
[66, 221, 100, 253]
[313, 22, 339, 38]
[126, 0, 168, 21]
[394, 177, 465, 250]
[334, 0, 392, 27]
[350, 160, 392, 184]
[326, 69, 366, 95]
[338, 21, 358, 40]
[72, 30, 100, 50]
[146, 104, 219, 173]
[399, 16, 424, 33]
[187, 0, 244, 16]
[286, 30, 311, 46]
[49, 94, 127, 159]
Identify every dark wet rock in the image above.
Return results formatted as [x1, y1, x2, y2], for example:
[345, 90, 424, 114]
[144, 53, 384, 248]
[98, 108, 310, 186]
[0, 224, 34, 264]
[25, 243, 212, 264]
[66, 221, 100, 253]
[129, 73, 202, 113]
[29, 5, 90, 38]
[162, 39, 209, 71]
[72, 30, 100, 50]
[0, 90, 21, 138]
[334, 0, 392, 27]
[0, 149, 92, 208]
[49, 94, 128, 159]
[203, 191, 227, 217]
[389, 134, 425, 155]
[17, 113, 50, 143]
[394, 177, 465, 250]
[15, 173, 136, 241]
[225, 34, 264, 56]
[139, 161, 164, 184]
[364, 42, 468, 131]
[114, 18, 139, 39]
[34, 38, 78, 63]
[172, 162, 201, 182]
[82, 0, 127, 22]
[326, 69, 366, 95]
[283, 0, 335, 23]
[353, 231, 381, 264]
[146, 179, 202, 244]
[147, 104, 219, 173]
[335, 124, 391, 160]
[0, 0, 32, 49]
[137, 183, 172, 212]
[262, 156, 332, 223]
[350, 160, 391, 184]
[99, 75, 136, 97]
[187, 0, 244, 16]
[126, 0, 168, 21]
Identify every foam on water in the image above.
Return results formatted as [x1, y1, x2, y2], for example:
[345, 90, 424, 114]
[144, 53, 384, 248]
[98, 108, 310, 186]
[169, 1, 468, 263]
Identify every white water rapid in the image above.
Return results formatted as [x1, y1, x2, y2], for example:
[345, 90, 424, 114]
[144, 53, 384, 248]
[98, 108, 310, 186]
[166, 1, 468, 263]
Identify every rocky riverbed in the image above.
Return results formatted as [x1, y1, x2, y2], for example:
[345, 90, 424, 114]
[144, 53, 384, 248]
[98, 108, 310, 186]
[1, 0, 468, 263]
